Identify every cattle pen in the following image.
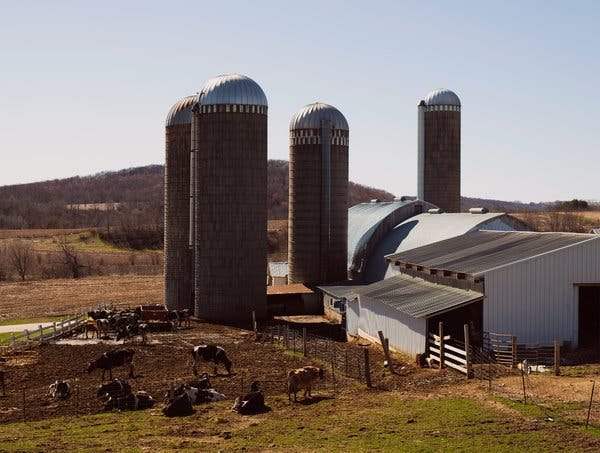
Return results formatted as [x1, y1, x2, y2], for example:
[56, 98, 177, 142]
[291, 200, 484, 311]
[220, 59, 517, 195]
[257, 324, 377, 386]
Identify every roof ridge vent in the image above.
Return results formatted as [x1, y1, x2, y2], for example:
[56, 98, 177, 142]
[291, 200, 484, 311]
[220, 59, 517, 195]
[370, 199, 381, 203]
[469, 207, 489, 214]
[395, 195, 416, 202]
[428, 208, 444, 214]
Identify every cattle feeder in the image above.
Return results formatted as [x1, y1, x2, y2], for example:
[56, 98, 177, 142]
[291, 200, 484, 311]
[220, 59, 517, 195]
[193, 74, 268, 323]
[288, 102, 349, 285]
[164, 95, 197, 312]
[417, 88, 461, 213]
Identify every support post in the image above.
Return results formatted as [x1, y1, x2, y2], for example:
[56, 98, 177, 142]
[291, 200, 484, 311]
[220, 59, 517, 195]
[252, 311, 257, 333]
[363, 348, 372, 388]
[377, 330, 394, 373]
[38, 325, 43, 342]
[511, 336, 517, 368]
[439, 322, 445, 370]
[464, 324, 472, 379]
[586, 381, 595, 429]
[554, 340, 560, 376]
[302, 328, 307, 357]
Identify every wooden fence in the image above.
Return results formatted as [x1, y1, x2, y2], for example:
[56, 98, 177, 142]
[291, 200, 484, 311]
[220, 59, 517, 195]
[0, 313, 87, 355]
[427, 323, 472, 377]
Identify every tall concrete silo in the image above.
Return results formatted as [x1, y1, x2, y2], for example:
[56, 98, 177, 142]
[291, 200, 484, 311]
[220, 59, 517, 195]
[288, 102, 349, 285]
[193, 74, 268, 323]
[417, 88, 461, 212]
[164, 94, 197, 311]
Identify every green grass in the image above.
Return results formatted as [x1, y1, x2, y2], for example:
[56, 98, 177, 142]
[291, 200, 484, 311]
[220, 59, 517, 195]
[1, 393, 599, 452]
[0, 317, 60, 327]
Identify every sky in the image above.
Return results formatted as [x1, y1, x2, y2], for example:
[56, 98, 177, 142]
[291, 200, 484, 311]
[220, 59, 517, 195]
[0, 0, 598, 203]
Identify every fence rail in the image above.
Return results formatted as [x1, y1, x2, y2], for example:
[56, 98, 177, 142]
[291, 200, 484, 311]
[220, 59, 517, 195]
[0, 313, 87, 355]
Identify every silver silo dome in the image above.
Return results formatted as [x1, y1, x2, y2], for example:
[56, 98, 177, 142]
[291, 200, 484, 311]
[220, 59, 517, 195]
[198, 73, 268, 107]
[423, 88, 461, 107]
[165, 94, 199, 127]
[289, 102, 349, 131]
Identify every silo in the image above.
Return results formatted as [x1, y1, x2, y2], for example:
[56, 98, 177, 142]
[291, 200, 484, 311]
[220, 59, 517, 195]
[288, 102, 349, 285]
[193, 74, 268, 323]
[417, 88, 461, 212]
[164, 95, 197, 311]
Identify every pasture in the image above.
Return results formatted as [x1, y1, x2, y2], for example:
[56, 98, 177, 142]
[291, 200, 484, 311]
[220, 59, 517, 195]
[1, 277, 600, 450]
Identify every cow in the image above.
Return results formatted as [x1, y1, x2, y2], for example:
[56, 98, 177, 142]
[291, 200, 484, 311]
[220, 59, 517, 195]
[87, 349, 135, 381]
[287, 366, 324, 402]
[47, 380, 71, 399]
[166, 384, 225, 405]
[163, 390, 194, 417]
[231, 381, 266, 415]
[83, 320, 99, 339]
[191, 344, 233, 376]
[97, 379, 132, 398]
[96, 318, 110, 338]
[185, 372, 212, 390]
[104, 391, 154, 411]
[116, 323, 148, 345]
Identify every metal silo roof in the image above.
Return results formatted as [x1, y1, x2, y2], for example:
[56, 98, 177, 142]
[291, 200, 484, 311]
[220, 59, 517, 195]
[290, 102, 349, 130]
[165, 94, 198, 127]
[199, 73, 268, 106]
[423, 88, 461, 106]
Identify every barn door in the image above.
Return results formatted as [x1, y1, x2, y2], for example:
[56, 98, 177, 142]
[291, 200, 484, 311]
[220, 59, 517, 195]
[578, 286, 600, 349]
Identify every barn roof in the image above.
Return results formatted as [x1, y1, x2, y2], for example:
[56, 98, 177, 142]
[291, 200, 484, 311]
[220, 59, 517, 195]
[357, 274, 483, 318]
[268, 261, 288, 278]
[317, 281, 365, 299]
[386, 230, 599, 277]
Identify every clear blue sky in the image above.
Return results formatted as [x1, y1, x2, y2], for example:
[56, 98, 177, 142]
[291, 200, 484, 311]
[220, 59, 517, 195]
[1, 0, 598, 202]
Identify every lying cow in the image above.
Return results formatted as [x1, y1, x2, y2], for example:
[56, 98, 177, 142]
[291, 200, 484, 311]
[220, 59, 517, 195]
[104, 391, 154, 411]
[97, 378, 131, 399]
[165, 384, 225, 405]
[87, 349, 135, 381]
[231, 381, 266, 415]
[163, 390, 194, 417]
[186, 372, 212, 390]
[191, 344, 233, 376]
[47, 380, 71, 399]
[288, 366, 324, 402]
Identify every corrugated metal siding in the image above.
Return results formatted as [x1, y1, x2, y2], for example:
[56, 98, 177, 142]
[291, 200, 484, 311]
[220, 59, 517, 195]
[359, 297, 427, 357]
[484, 239, 600, 346]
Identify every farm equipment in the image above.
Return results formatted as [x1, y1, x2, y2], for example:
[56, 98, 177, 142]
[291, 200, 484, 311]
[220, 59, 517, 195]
[136, 304, 172, 331]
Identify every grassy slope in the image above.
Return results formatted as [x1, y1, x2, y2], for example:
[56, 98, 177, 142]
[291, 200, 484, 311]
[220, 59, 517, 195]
[2, 392, 599, 452]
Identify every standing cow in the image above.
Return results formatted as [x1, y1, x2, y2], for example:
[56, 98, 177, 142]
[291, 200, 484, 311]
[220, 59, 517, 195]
[287, 366, 324, 402]
[87, 349, 135, 381]
[191, 345, 233, 376]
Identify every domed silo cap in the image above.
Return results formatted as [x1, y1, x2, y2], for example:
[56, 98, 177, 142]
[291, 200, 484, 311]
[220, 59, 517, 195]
[198, 74, 268, 106]
[165, 94, 199, 127]
[423, 88, 461, 106]
[289, 102, 349, 131]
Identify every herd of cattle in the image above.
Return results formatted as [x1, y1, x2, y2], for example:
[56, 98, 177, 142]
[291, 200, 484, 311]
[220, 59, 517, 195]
[43, 342, 325, 418]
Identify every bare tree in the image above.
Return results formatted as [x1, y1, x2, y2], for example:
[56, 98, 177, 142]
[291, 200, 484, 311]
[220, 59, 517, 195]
[9, 240, 33, 281]
[56, 235, 83, 279]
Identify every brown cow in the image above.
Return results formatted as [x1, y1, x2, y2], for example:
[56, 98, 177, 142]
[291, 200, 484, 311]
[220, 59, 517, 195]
[287, 366, 324, 402]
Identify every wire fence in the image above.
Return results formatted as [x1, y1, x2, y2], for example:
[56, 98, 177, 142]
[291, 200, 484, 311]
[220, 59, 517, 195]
[257, 324, 372, 385]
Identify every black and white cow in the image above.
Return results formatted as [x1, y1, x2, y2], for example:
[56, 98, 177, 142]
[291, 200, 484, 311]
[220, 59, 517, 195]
[173, 385, 226, 404]
[116, 323, 148, 345]
[231, 381, 266, 415]
[163, 390, 194, 417]
[191, 344, 233, 376]
[185, 372, 212, 390]
[97, 378, 131, 398]
[87, 349, 135, 381]
[47, 380, 71, 399]
[104, 391, 154, 411]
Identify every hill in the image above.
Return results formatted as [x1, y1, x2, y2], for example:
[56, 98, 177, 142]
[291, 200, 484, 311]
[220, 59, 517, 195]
[0, 162, 395, 230]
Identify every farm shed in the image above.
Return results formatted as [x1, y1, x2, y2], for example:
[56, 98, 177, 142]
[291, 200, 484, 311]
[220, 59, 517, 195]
[386, 231, 600, 350]
[266, 284, 321, 316]
[318, 281, 364, 327]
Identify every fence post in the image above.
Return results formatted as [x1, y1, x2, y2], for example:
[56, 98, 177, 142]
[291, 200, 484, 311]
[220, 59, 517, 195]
[554, 340, 560, 376]
[363, 348, 372, 388]
[252, 311, 257, 333]
[25, 329, 30, 341]
[511, 336, 517, 368]
[378, 330, 394, 373]
[11, 333, 15, 347]
[302, 328, 307, 357]
[53, 322, 57, 339]
[292, 330, 296, 353]
[439, 322, 445, 370]
[464, 324, 472, 379]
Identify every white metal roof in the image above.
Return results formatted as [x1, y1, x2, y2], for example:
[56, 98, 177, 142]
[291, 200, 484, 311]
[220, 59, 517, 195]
[363, 212, 526, 282]
[423, 88, 461, 106]
[165, 95, 198, 127]
[199, 74, 268, 106]
[289, 102, 349, 130]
